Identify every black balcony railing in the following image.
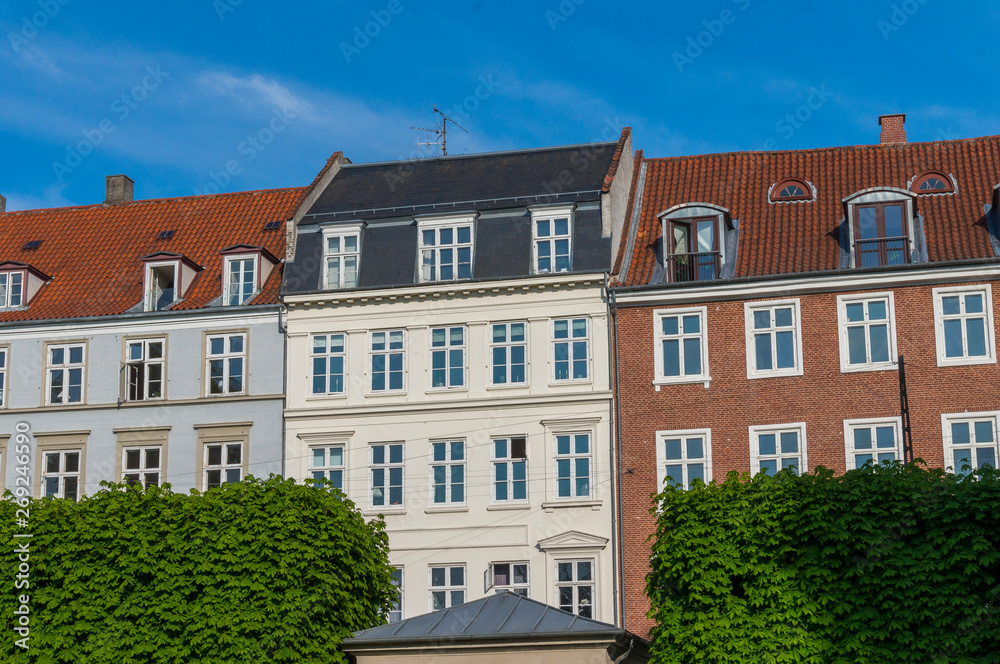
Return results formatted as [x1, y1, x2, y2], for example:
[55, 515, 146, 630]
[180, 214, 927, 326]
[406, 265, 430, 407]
[667, 251, 720, 283]
[855, 236, 909, 268]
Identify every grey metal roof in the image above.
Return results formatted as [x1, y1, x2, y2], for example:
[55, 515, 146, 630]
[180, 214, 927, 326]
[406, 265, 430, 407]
[344, 591, 628, 647]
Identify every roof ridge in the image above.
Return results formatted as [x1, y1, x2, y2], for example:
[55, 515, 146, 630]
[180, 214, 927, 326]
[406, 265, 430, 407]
[341, 140, 620, 170]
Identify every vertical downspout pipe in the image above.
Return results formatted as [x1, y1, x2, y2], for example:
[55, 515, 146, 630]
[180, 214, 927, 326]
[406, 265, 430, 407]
[608, 275, 626, 631]
[278, 304, 287, 479]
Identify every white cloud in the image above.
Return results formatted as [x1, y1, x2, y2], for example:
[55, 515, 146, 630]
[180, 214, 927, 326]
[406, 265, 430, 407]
[197, 71, 317, 121]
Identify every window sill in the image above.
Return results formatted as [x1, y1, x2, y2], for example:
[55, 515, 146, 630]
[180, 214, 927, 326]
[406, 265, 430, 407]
[548, 380, 594, 388]
[936, 356, 997, 368]
[305, 393, 348, 402]
[485, 383, 530, 391]
[653, 377, 710, 391]
[541, 499, 602, 512]
[487, 502, 531, 511]
[424, 505, 470, 514]
[363, 507, 407, 517]
[839, 363, 897, 374]
[365, 390, 408, 398]
[426, 387, 469, 394]
[746, 369, 803, 380]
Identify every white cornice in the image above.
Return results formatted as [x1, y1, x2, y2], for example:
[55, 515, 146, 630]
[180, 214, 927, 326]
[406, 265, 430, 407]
[0, 309, 279, 338]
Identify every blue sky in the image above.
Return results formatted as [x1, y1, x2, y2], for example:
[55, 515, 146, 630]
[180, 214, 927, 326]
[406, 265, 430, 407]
[1, 0, 998, 211]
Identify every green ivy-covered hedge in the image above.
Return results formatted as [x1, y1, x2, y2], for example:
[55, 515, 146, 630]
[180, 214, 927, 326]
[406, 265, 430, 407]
[1, 476, 395, 664]
[647, 463, 1000, 663]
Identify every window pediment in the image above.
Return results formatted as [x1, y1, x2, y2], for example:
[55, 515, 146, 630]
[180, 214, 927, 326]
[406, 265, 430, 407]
[537, 530, 609, 552]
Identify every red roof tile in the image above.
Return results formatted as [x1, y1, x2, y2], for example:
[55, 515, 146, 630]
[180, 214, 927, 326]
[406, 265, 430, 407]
[0, 187, 307, 322]
[602, 128, 631, 194]
[616, 136, 1000, 286]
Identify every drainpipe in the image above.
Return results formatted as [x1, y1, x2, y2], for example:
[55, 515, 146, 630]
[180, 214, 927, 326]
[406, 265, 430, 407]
[606, 274, 625, 630]
[613, 638, 635, 664]
[278, 304, 287, 479]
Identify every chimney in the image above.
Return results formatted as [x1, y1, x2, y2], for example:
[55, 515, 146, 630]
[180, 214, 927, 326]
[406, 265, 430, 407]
[105, 175, 134, 205]
[879, 114, 907, 145]
[0, 194, 6, 213]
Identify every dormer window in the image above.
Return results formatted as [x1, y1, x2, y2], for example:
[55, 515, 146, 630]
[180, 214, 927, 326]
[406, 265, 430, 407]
[0, 270, 24, 308]
[218, 245, 279, 306]
[770, 178, 813, 203]
[141, 253, 202, 312]
[416, 214, 475, 282]
[844, 189, 915, 268]
[531, 205, 574, 274]
[322, 223, 362, 289]
[911, 171, 954, 194]
[659, 204, 729, 283]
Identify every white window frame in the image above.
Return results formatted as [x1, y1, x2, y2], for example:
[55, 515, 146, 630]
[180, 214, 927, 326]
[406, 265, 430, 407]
[836, 293, 898, 373]
[121, 445, 162, 488]
[656, 428, 712, 490]
[143, 260, 179, 312]
[488, 561, 529, 596]
[429, 564, 466, 611]
[430, 440, 466, 505]
[45, 342, 86, 405]
[310, 334, 347, 397]
[369, 330, 406, 394]
[489, 321, 529, 387]
[843, 417, 903, 470]
[417, 215, 475, 283]
[492, 436, 528, 504]
[653, 307, 710, 386]
[389, 567, 404, 623]
[205, 333, 247, 396]
[941, 411, 1000, 474]
[0, 346, 8, 408]
[531, 205, 574, 274]
[932, 285, 996, 367]
[125, 338, 165, 402]
[745, 299, 804, 379]
[224, 254, 258, 306]
[555, 559, 595, 618]
[429, 326, 466, 390]
[0, 271, 25, 308]
[40, 449, 82, 500]
[553, 432, 592, 500]
[370, 442, 405, 509]
[749, 423, 808, 475]
[309, 444, 345, 491]
[322, 224, 362, 290]
[203, 441, 243, 489]
[552, 317, 591, 383]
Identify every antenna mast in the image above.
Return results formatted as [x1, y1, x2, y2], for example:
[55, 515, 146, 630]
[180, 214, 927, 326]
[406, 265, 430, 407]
[410, 106, 469, 156]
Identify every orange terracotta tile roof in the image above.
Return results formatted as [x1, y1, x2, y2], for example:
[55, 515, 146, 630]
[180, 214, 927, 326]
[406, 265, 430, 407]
[602, 128, 631, 194]
[615, 136, 1000, 286]
[0, 187, 307, 323]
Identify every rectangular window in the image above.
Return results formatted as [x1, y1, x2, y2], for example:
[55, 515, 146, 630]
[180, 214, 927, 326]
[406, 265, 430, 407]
[324, 232, 360, 289]
[0, 272, 24, 308]
[555, 433, 591, 499]
[204, 442, 243, 489]
[431, 441, 465, 504]
[145, 263, 176, 311]
[310, 445, 345, 491]
[490, 322, 527, 386]
[750, 424, 807, 476]
[655, 308, 709, 382]
[944, 414, 998, 474]
[126, 339, 165, 401]
[533, 212, 572, 273]
[845, 419, 901, 469]
[370, 330, 405, 392]
[491, 562, 529, 596]
[42, 450, 81, 501]
[206, 333, 246, 396]
[0, 348, 7, 408]
[493, 437, 527, 502]
[46, 343, 85, 405]
[657, 430, 711, 489]
[853, 202, 909, 267]
[746, 300, 802, 378]
[934, 286, 995, 366]
[389, 567, 404, 623]
[429, 565, 465, 610]
[553, 318, 589, 381]
[225, 256, 256, 306]
[430, 326, 465, 389]
[838, 294, 896, 372]
[556, 560, 594, 618]
[122, 446, 161, 488]
[666, 217, 720, 282]
[311, 334, 346, 395]
[419, 224, 473, 282]
[371, 443, 404, 507]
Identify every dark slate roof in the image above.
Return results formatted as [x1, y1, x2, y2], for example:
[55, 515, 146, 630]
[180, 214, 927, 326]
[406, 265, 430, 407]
[301, 142, 621, 223]
[344, 592, 630, 647]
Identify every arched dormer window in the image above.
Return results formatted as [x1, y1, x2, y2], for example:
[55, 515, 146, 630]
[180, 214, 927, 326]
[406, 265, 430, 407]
[910, 171, 955, 194]
[658, 203, 731, 283]
[770, 178, 813, 203]
[843, 188, 916, 268]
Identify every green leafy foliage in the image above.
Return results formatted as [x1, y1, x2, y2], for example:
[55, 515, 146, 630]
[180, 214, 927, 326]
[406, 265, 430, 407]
[1, 476, 395, 663]
[647, 463, 1000, 663]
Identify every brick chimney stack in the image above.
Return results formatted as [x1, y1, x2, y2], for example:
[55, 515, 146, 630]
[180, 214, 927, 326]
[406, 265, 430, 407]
[105, 175, 134, 205]
[879, 114, 907, 145]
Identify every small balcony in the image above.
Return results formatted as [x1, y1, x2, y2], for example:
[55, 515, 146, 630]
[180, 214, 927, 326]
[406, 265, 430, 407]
[855, 236, 909, 268]
[667, 251, 720, 283]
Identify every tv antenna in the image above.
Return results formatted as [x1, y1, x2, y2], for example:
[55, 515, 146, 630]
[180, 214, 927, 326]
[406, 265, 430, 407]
[410, 106, 468, 156]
